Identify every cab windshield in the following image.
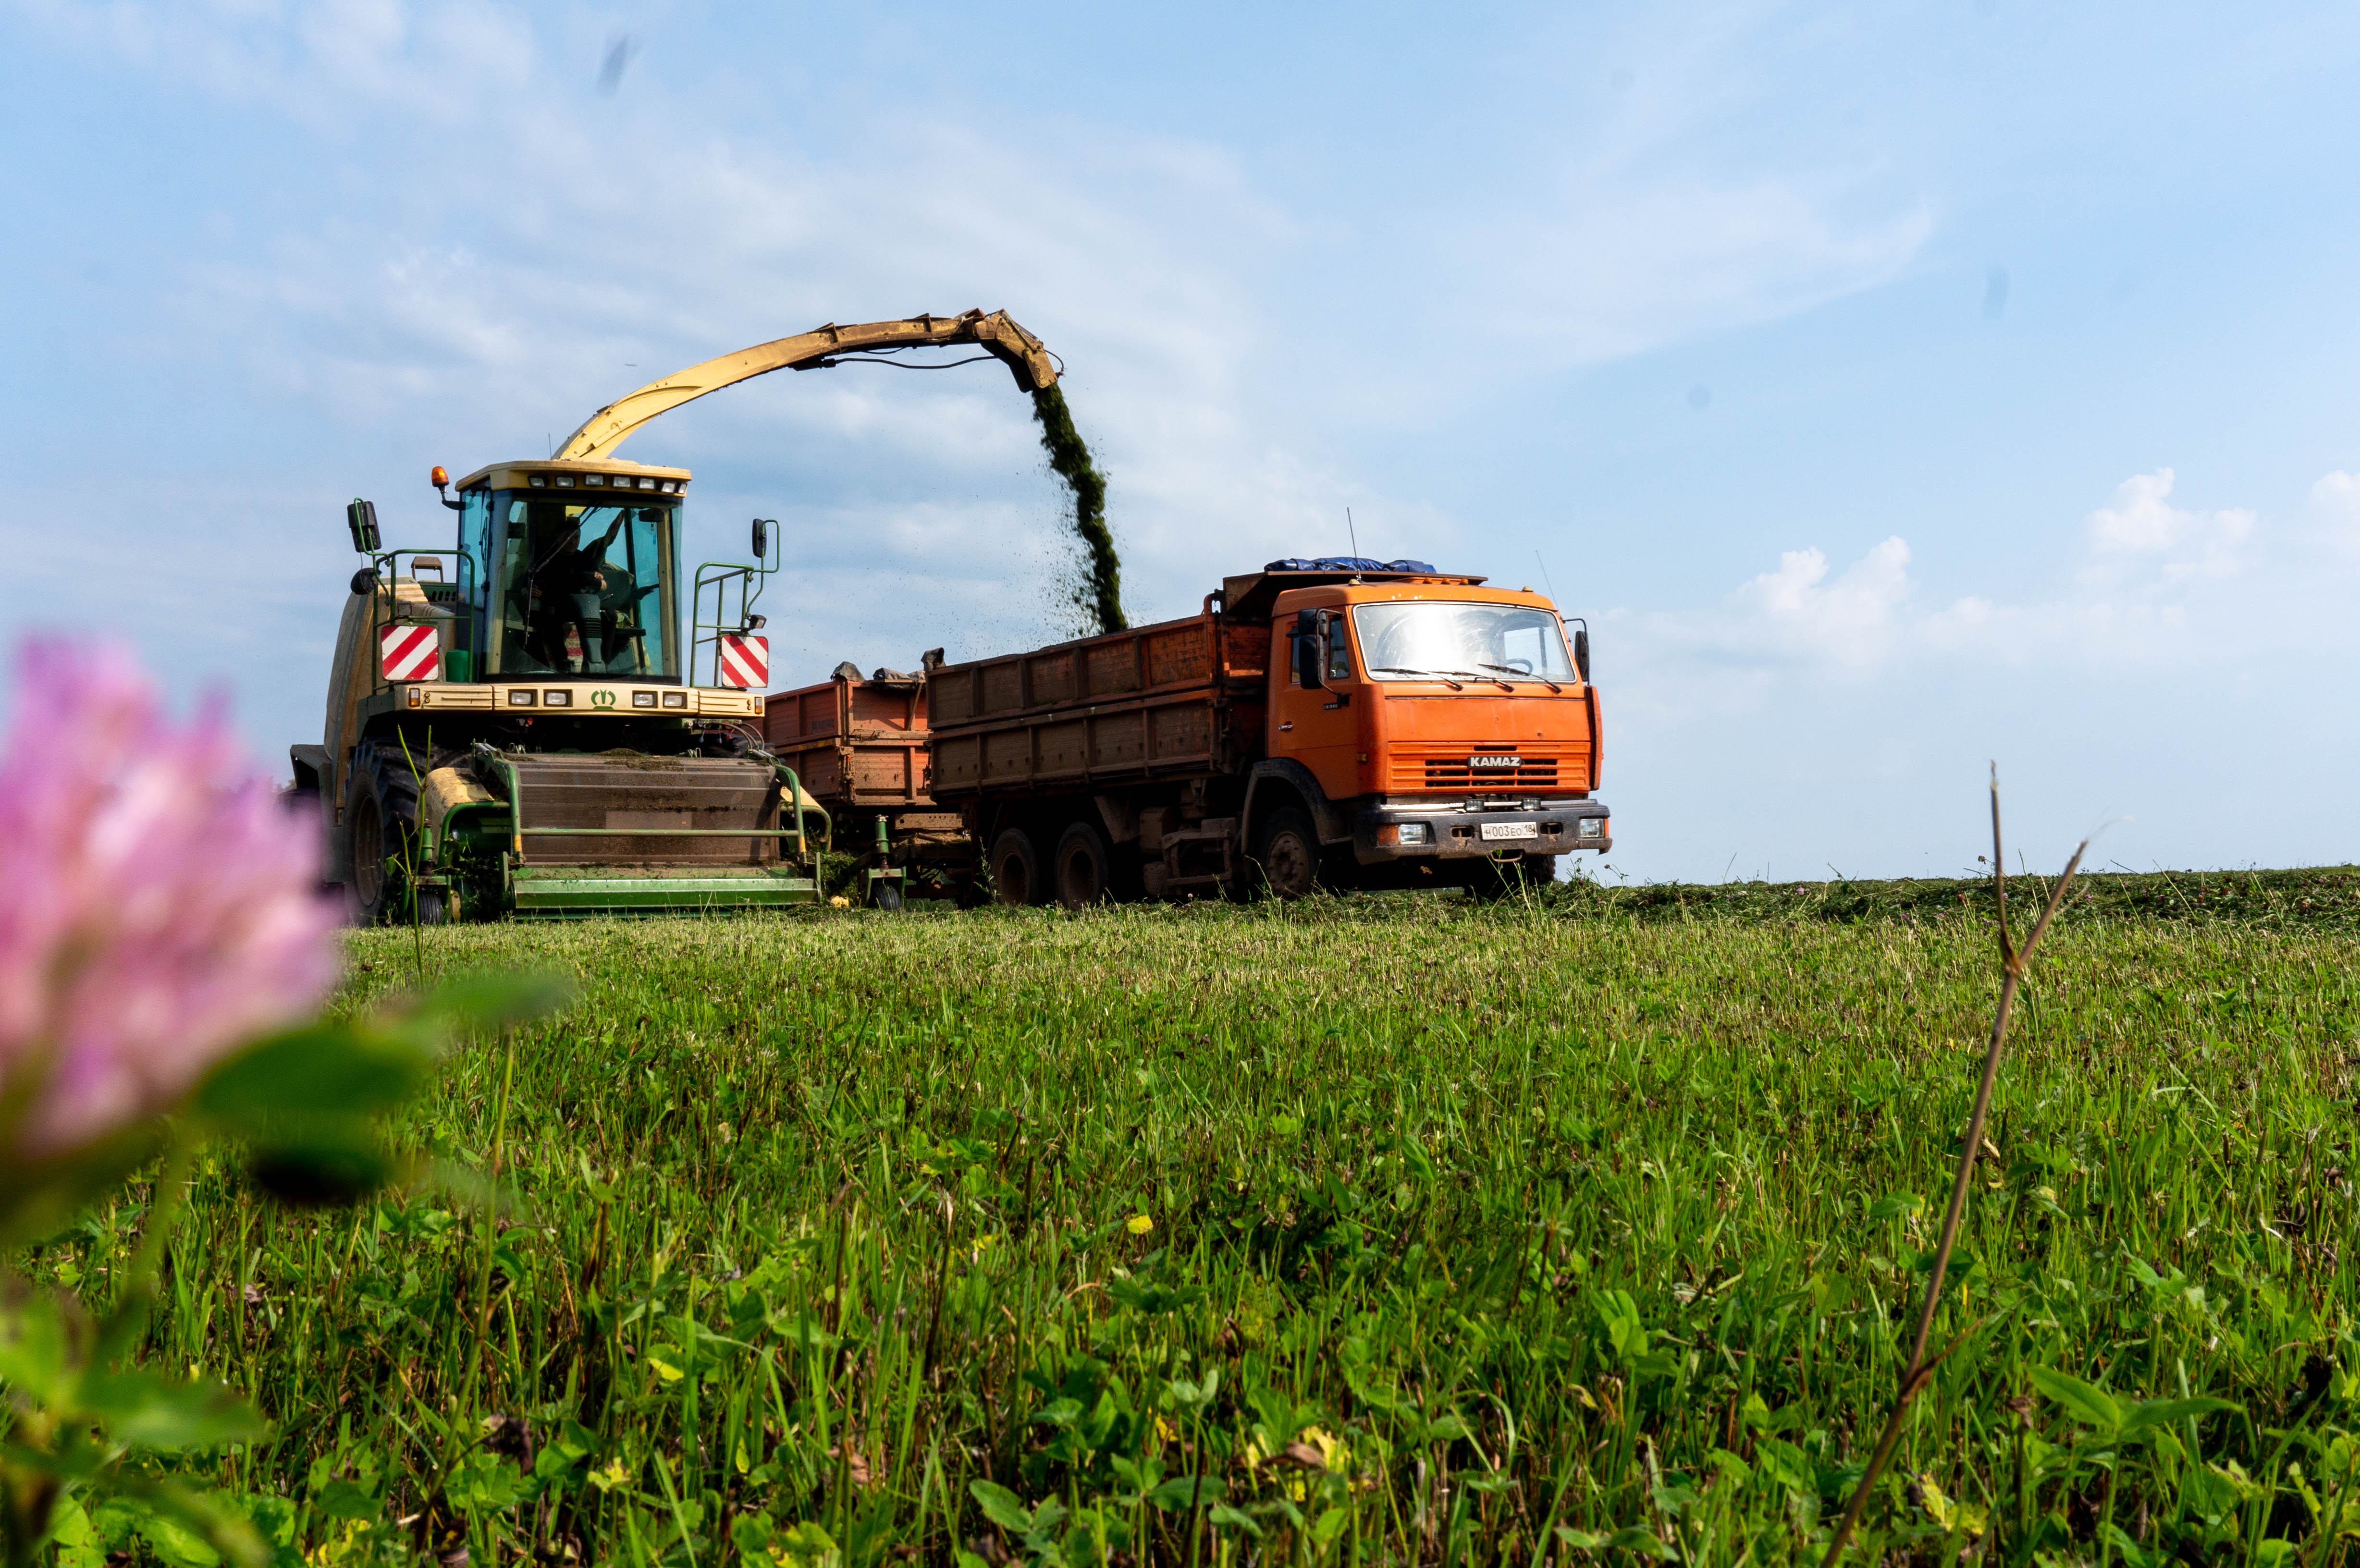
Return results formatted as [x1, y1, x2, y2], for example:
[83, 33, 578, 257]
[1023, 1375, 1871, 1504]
[1352, 601, 1576, 684]
[490, 498, 676, 677]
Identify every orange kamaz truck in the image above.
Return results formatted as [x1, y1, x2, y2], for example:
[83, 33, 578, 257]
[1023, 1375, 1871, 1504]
[922, 559, 1610, 905]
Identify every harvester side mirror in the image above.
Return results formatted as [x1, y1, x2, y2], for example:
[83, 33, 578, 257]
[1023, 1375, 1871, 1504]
[751, 517, 770, 558]
[346, 499, 381, 554]
[1292, 607, 1325, 690]
[1573, 626, 1591, 683]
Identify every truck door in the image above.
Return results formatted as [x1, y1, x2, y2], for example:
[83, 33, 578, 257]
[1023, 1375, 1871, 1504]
[1274, 609, 1363, 803]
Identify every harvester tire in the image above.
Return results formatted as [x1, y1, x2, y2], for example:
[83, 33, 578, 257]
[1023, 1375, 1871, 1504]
[346, 738, 420, 927]
[989, 827, 1044, 907]
[1254, 808, 1323, 900]
[1053, 821, 1112, 909]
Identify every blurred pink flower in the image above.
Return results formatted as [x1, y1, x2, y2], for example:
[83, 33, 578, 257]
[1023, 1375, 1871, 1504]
[0, 638, 341, 1163]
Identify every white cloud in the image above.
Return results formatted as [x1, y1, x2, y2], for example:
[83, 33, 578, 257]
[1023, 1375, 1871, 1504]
[1731, 535, 1913, 668]
[2308, 469, 2360, 553]
[1445, 178, 1934, 378]
[2081, 468, 2254, 584]
[1618, 465, 2355, 723]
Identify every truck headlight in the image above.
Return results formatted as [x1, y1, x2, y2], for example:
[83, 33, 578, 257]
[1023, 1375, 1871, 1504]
[1577, 818, 1604, 838]
[1398, 821, 1430, 845]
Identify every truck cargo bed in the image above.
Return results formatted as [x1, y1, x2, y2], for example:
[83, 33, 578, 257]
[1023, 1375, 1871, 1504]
[924, 609, 1268, 798]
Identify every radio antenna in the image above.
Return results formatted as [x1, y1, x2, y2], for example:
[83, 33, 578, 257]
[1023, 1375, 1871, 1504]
[1346, 507, 1361, 558]
[1534, 548, 1558, 600]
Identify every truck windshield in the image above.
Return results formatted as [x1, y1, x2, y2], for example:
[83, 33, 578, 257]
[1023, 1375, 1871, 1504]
[1352, 602, 1576, 683]
[491, 498, 676, 678]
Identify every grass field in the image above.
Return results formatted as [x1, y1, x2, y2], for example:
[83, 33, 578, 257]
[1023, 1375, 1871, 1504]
[27, 872, 2360, 1566]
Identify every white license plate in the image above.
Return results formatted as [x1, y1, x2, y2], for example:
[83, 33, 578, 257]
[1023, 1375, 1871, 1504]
[1480, 821, 1539, 841]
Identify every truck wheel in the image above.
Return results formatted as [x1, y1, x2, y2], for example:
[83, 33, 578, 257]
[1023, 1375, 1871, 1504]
[989, 828, 1044, 907]
[1254, 808, 1323, 900]
[345, 739, 420, 926]
[1053, 821, 1112, 909]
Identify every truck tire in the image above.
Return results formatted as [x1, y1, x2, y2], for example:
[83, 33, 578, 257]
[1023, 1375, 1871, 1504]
[346, 738, 420, 926]
[1254, 808, 1324, 900]
[1053, 821, 1112, 909]
[989, 827, 1044, 907]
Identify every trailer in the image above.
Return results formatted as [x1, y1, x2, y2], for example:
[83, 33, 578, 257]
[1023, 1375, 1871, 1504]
[922, 562, 1612, 906]
[761, 660, 975, 906]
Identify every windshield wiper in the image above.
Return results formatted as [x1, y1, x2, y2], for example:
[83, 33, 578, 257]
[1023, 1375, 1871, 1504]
[1374, 666, 1464, 690]
[1478, 662, 1560, 692]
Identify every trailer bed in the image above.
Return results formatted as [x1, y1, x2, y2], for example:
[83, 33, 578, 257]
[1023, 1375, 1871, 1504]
[761, 668, 935, 811]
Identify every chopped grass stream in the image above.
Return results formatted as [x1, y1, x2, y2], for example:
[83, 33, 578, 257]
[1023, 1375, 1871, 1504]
[32, 881, 2360, 1564]
[1029, 384, 1123, 636]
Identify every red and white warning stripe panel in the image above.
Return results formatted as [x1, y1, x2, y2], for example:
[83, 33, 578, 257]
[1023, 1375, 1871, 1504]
[380, 624, 442, 682]
[717, 633, 768, 689]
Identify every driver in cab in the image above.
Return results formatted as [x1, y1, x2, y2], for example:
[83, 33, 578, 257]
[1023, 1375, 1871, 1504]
[529, 511, 626, 674]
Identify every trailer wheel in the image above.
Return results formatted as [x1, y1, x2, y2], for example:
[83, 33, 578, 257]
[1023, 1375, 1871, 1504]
[1053, 821, 1113, 909]
[989, 828, 1044, 907]
[345, 739, 419, 926]
[1254, 808, 1323, 900]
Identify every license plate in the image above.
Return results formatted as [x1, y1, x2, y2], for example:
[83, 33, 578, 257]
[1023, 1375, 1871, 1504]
[1480, 821, 1539, 841]
[1470, 754, 1521, 769]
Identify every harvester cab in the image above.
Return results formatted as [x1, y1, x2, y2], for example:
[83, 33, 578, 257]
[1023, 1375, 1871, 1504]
[296, 308, 1058, 924]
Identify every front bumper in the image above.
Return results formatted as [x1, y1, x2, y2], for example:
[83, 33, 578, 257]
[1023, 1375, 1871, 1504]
[1352, 798, 1611, 863]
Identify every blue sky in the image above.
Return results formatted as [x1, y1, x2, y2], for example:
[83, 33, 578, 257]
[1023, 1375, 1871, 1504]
[6, 1, 2358, 882]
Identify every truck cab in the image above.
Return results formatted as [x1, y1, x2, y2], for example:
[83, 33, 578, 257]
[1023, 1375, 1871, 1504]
[1249, 574, 1610, 894]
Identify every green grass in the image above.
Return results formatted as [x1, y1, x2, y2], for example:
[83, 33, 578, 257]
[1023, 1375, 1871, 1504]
[28, 881, 2360, 1565]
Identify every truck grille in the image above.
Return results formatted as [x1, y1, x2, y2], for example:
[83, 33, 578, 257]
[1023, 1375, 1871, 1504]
[1387, 745, 1586, 793]
[1424, 757, 1557, 789]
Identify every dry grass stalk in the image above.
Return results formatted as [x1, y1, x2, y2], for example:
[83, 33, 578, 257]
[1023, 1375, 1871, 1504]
[1819, 766, 2090, 1568]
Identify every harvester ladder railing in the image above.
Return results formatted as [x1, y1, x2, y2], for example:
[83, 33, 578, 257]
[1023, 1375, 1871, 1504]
[689, 524, 780, 688]
[368, 546, 478, 698]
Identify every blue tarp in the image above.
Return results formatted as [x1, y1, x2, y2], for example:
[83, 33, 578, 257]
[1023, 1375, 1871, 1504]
[1262, 556, 1438, 574]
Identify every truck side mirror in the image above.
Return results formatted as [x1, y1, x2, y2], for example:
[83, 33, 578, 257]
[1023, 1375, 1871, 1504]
[1573, 626, 1591, 682]
[346, 499, 381, 554]
[1292, 608, 1324, 689]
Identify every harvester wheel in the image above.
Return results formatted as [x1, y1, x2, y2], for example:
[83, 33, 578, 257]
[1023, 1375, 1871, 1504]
[345, 738, 420, 926]
[988, 828, 1044, 907]
[1254, 808, 1323, 900]
[1053, 821, 1112, 909]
